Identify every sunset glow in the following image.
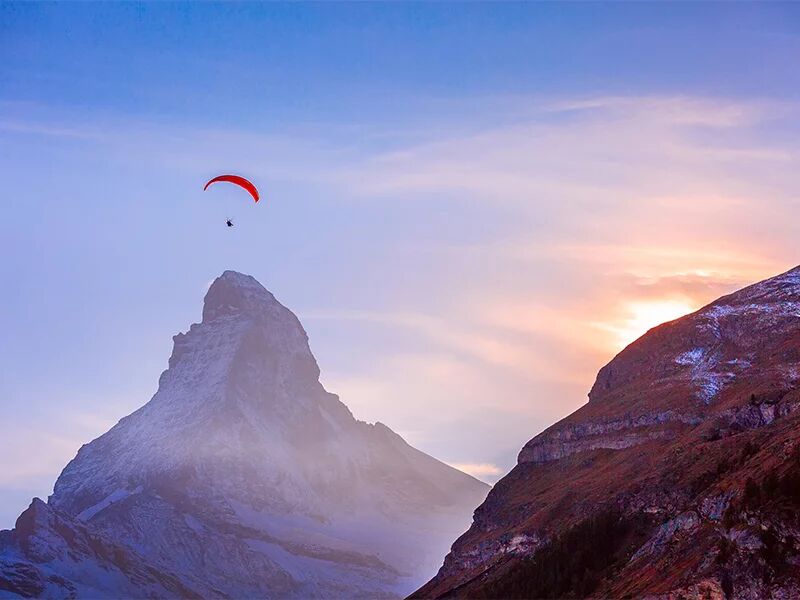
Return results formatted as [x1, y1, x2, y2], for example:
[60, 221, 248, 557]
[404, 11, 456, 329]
[3, 4, 800, 527]
[601, 299, 698, 350]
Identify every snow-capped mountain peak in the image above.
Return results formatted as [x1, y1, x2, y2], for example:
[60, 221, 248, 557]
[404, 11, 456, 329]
[202, 270, 284, 320]
[2, 271, 488, 599]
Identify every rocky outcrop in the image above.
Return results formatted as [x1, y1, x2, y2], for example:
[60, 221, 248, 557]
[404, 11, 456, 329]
[518, 410, 702, 464]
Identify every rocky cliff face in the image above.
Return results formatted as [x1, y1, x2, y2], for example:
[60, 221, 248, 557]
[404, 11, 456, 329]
[414, 266, 800, 599]
[0, 271, 488, 599]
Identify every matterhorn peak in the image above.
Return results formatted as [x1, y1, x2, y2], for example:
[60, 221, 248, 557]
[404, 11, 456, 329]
[166, 269, 318, 394]
[3, 272, 489, 599]
[202, 269, 283, 322]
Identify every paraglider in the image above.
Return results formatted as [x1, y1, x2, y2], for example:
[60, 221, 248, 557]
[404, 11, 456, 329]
[203, 174, 259, 227]
[203, 174, 259, 202]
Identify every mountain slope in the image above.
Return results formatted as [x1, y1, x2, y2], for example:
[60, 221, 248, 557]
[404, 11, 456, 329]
[0, 499, 198, 599]
[414, 266, 800, 599]
[1, 271, 488, 599]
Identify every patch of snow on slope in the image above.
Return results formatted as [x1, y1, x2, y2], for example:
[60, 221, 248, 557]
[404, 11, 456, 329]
[674, 347, 734, 404]
[697, 376, 728, 404]
[675, 348, 705, 366]
[705, 302, 800, 322]
[77, 486, 142, 521]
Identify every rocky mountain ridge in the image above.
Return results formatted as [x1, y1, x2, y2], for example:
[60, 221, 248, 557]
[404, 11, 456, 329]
[414, 265, 800, 599]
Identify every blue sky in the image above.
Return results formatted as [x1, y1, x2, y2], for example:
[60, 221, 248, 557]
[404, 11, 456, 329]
[3, 3, 800, 528]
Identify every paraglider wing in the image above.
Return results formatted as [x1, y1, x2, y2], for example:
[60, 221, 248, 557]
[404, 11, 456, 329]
[203, 175, 260, 202]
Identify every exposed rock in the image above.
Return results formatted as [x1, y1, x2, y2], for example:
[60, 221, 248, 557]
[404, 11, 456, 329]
[641, 579, 726, 600]
[629, 511, 699, 562]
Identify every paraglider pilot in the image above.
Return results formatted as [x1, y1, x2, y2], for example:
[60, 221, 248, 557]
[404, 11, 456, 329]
[203, 175, 259, 228]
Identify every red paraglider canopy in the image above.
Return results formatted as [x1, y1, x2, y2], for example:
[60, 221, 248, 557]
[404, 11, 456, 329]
[203, 175, 260, 202]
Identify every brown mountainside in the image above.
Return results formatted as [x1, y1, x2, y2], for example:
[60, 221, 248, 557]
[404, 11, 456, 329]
[414, 266, 800, 599]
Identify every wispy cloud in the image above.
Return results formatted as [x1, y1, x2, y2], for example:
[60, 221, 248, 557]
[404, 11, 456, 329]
[4, 93, 799, 493]
[297, 93, 800, 472]
[0, 120, 103, 140]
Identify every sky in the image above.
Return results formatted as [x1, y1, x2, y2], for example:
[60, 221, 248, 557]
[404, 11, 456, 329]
[2, 3, 800, 528]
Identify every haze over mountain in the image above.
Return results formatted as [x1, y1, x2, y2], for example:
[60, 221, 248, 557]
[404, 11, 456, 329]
[415, 266, 800, 599]
[0, 271, 488, 599]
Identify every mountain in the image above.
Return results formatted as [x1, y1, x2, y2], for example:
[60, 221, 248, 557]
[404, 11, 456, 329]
[0, 271, 488, 599]
[0, 499, 198, 599]
[414, 266, 800, 599]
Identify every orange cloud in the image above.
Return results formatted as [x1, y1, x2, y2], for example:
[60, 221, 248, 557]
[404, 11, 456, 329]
[447, 462, 505, 482]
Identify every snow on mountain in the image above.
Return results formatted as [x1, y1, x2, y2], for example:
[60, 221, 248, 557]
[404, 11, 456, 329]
[1, 271, 488, 598]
